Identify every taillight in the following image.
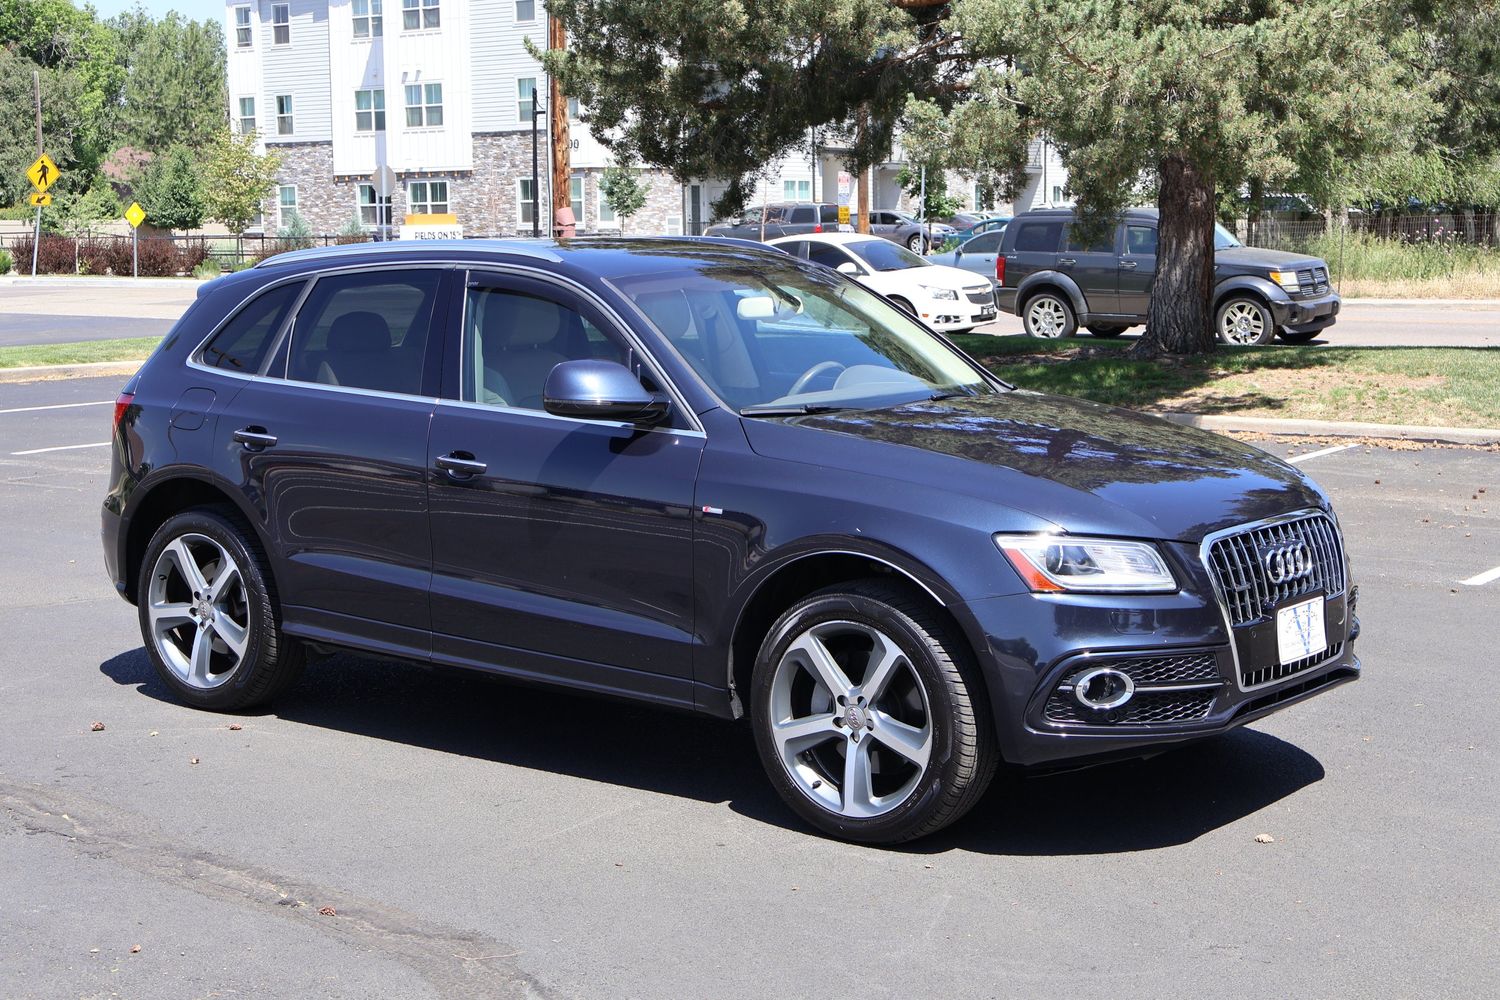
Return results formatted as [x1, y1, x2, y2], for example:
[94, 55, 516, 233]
[996, 255, 1006, 286]
[814, 223, 823, 233]
[113, 392, 134, 432]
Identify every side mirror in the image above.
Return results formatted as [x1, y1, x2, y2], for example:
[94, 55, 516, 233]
[543, 360, 670, 424]
[836, 261, 860, 276]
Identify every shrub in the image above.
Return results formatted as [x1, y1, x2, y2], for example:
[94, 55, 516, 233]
[8, 236, 78, 274]
[0, 248, 10, 274]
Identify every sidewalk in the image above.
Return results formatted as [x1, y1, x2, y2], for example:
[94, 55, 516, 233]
[1156, 412, 1500, 446]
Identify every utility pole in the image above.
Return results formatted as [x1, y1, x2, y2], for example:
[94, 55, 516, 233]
[548, 12, 571, 234]
[855, 105, 871, 235]
[530, 95, 544, 237]
[32, 70, 42, 277]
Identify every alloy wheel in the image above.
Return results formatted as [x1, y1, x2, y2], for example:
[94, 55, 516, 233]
[1025, 296, 1070, 338]
[1219, 301, 1266, 345]
[767, 621, 933, 819]
[146, 533, 251, 690]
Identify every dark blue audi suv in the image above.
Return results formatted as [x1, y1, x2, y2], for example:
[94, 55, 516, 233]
[102, 238, 1360, 843]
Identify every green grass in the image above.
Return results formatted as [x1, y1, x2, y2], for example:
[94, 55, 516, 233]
[953, 334, 1500, 428]
[0, 336, 162, 370]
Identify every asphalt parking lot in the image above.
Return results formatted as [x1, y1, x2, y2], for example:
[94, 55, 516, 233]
[1, 374, 1497, 999]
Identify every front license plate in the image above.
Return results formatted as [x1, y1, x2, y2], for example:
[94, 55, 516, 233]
[1276, 596, 1327, 665]
[976, 310, 996, 321]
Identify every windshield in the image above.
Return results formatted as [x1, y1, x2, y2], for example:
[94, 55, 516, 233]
[609, 257, 998, 414]
[1214, 223, 1242, 249]
[847, 240, 930, 272]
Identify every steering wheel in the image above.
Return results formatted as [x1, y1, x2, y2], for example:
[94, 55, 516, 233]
[788, 361, 847, 396]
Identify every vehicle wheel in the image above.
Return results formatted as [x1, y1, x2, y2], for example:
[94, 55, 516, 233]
[907, 234, 926, 254]
[1086, 323, 1127, 338]
[1277, 328, 1321, 344]
[750, 580, 998, 843]
[1215, 296, 1276, 346]
[1022, 293, 1077, 339]
[888, 295, 918, 318]
[138, 507, 304, 711]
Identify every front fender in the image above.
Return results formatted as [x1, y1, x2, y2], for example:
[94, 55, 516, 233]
[1213, 274, 1290, 310]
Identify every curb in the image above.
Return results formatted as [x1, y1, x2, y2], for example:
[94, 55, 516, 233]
[0, 360, 143, 383]
[1156, 412, 1500, 445]
[1339, 297, 1500, 307]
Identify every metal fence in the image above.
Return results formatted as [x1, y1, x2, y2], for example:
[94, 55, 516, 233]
[1235, 212, 1500, 253]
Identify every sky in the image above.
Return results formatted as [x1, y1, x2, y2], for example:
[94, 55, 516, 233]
[76, 0, 225, 23]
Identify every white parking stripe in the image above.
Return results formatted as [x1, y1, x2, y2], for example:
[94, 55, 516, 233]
[1287, 443, 1358, 465]
[10, 442, 111, 456]
[0, 401, 113, 415]
[1459, 565, 1500, 587]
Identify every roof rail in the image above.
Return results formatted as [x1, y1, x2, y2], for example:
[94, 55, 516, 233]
[253, 238, 565, 269]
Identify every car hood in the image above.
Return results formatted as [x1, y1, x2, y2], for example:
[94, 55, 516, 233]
[740, 392, 1327, 542]
[904, 263, 991, 292]
[1216, 246, 1324, 269]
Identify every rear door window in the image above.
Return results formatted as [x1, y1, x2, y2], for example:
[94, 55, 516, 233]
[964, 231, 1005, 253]
[820, 205, 840, 224]
[198, 281, 303, 373]
[285, 268, 443, 394]
[1012, 222, 1064, 253]
[1127, 225, 1159, 255]
[807, 242, 855, 270]
[1064, 224, 1116, 253]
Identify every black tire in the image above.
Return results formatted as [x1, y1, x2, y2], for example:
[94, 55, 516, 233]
[1277, 328, 1321, 344]
[1086, 323, 1128, 338]
[1021, 291, 1078, 338]
[750, 580, 998, 844]
[137, 506, 304, 711]
[906, 234, 926, 254]
[1215, 295, 1276, 346]
[888, 295, 917, 318]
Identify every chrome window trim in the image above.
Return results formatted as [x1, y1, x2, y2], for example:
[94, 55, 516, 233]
[1197, 507, 1350, 694]
[433, 396, 704, 439]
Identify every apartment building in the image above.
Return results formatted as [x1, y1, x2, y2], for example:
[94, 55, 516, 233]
[224, 0, 1068, 236]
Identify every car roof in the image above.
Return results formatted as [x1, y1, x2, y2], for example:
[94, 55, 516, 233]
[764, 232, 885, 247]
[1012, 207, 1159, 221]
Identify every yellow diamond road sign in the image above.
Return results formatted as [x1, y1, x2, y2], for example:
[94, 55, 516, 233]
[28, 191, 52, 208]
[124, 202, 146, 228]
[27, 154, 59, 193]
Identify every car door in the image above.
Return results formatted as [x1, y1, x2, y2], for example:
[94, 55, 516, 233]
[425, 269, 706, 693]
[868, 211, 898, 242]
[1060, 221, 1121, 314]
[953, 230, 1005, 286]
[213, 265, 449, 649]
[1005, 218, 1066, 291]
[1118, 222, 1158, 318]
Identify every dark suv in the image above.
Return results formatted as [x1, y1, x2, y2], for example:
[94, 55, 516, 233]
[703, 202, 849, 240]
[102, 238, 1360, 843]
[996, 208, 1341, 344]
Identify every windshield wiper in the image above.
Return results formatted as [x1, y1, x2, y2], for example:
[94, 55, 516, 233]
[739, 403, 851, 417]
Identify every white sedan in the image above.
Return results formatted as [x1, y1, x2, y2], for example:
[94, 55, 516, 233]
[766, 233, 997, 333]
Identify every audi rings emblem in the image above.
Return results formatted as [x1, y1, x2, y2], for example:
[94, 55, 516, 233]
[1261, 541, 1315, 585]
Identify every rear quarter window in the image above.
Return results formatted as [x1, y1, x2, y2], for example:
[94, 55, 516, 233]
[198, 281, 304, 373]
[1012, 222, 1064, 253]
[789, 207, 815, 223]
[820, 205, 840, 223]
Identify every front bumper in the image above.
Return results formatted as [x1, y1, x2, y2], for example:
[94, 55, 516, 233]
[920, 289, 997, 331]
[1270, 290, 1341, 332]
[960, 566, 1360, 767]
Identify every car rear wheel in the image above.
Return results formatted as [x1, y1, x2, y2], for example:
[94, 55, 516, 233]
[1277, 328, 1321, 344]
[1216, 296, 1276, 346]
[138, 507, 303, 711]
[1023, 293, 1077, 338]
[1086, 323, 1127, 338]
[750, 581, 997, 843]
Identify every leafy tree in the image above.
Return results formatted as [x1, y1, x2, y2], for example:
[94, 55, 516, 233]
[200, 128, 282, 235]
[599, 163, 650, 233]
[132, 145, 205, 230]
[895, 164, 961, 224]
[0, 47, 90, 206]
[110, 10, 228, 153]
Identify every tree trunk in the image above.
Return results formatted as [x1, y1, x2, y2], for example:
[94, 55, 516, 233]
[1247, 176, 1263, 247]
[1132, 154, 1216, 357]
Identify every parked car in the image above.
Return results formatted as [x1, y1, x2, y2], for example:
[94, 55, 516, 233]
[995, 207, 1341, 343]
[953, 215, 1010, 241]
[103, 237, 1360, 844]
[703, 202, 848, 241]
[928, 228, 1006, 287]
[866, 210, 957, 253]
[941, 212, 988, 230]
[768, 232, 996, 332]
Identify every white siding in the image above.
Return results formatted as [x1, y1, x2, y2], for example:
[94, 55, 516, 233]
[387, 0, 473, 173]
[225, 0, 266, 149]
[260, 0, 334, 143]
[328, 0, 388, 175]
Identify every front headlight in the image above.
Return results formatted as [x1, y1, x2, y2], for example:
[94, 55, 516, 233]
[994, 534, 1178, 593]
[920, 284, 959, 300]
[1268, 269, 1301, 292]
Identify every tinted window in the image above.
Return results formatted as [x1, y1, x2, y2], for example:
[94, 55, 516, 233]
[847, 240, 929, 272]
[807, 243, 854, 270]
[199, 281, 302, 372]
[286, 269, 441, 394]
[1012, 222, 1063, 252]
[964, 231, 1005, 253]
[464, 287, 627, 410]
[775, 241, 808, 258]
[820, 205, 839, 223]
[1127, 225, 1158, 255]
[1064, 224, 1116, 253]
[789, 207, 815, 223]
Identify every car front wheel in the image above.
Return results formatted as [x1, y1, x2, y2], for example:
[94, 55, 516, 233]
[138, 507, 304, 711]
[750, 581, 997, 843]
[1216, 296, 1276, 346]
[907, 234, 926, 253]
[1023, 293, 1078, 338]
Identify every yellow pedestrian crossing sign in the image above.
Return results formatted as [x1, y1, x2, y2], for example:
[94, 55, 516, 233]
[27, 154, 59, 193]
[28, 191, 52, 208]
[124, 202, 146, 228]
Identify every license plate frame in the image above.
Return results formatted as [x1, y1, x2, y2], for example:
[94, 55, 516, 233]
[1275, 594, 1327, 665]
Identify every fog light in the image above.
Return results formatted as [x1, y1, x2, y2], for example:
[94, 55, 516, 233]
[1071, 667, 1135, 711]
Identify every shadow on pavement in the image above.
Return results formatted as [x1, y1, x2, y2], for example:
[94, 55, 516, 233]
[101, 647, 1324, 854]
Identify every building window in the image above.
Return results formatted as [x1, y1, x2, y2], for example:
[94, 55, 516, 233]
[355, 89, 385, 131]
[234, 6, 252, 47]
[271, 3, 290, 44]
[404, 83, 443, 127]
[408, 180, 448, 215]
[278, 185, 297, 228]
[569, 175, 583, 213]
[518, 178, 536, 226]
[783, 179, 811, 201]
[353, 0, 383, 37]
[237, 96, 256, 135]
[597, 187, 616, 227]
[275, 94, 294, 135]
[358, 183, 393, 227]
[568, 96, 580, 121]
[515, 0, 535, 20]
[517, 78, 536, 122]
[667, 215, 683, 236]
[1052, 185, 1064, 204]
[402, 0, 439, 30]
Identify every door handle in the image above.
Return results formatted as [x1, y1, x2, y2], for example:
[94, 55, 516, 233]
[435, 451, 488, 479]
[1057, 257, 1077, 266]
[232, 427, 278, 450]
[1119, 259, 1139, 269]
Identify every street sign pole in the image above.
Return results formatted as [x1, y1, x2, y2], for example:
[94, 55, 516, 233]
[32, 70, 41, 277]
[133, 226, 138, 278]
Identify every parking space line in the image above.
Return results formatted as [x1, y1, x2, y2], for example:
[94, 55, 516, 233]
[10, 442, 110, 456]
[0, 401, 113, 415]
[1287, 444, 1358, 465]
[1459, 565, 1500, 587]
